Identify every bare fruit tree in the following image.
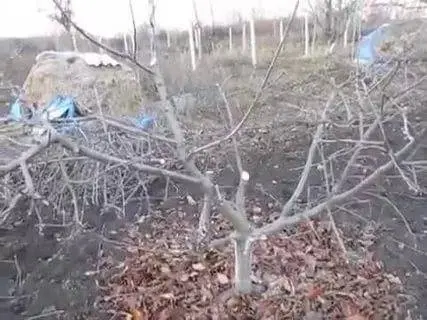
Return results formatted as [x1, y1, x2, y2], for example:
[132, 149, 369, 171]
[308, 0, 361, 45]
[2, 0, 426, 299]
[188, 23, 197, 71]
[249, 11, 257, 68]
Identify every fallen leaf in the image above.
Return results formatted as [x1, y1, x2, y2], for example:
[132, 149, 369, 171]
[160, 293, 175, 299]
[160, 265, 171, 273]
[216, 273, 229, 285]
[180, 273, 189, 282]
[192, 263, 206, 271]
[306, 285, 324, 300]
[130, 309, 143, 320]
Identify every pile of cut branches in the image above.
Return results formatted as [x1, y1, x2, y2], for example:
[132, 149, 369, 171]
[0, 116, 184, 227]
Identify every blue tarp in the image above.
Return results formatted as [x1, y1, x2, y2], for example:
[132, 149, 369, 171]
[356, 24, 390, 65]
[8, 95, 84, 135]
[43, 95, 82, 120]
[128, 114, 156, 131]
[8, 98, 29, 121]
[8, 94, 82, 122]
[9, 94, 156, 134]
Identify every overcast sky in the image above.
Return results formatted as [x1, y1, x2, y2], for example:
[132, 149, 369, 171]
[0, 0, 303, 38]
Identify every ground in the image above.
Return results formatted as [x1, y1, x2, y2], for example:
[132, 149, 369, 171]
[0, 42, 427, 320]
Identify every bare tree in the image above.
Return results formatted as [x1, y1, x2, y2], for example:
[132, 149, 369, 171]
[98, 36, 105, 53]
[311, 16, 318, 53]
[208, 0, 216, 53]
[279, 19, 284, 41]
[324, 0, 334, 41]
[308, 0, 360, 46]
[49, 0, 78, 51]
[249, 11, 257, 68]
[304, 11, 310, 56]
[191, 0, 203, 60]
[123, 33, 129, 54]
[128, 0, 138, 60]
[242, 21, 247, 53]
[166, 30, 171, 48]
[228, 27, 233, 52]
[188, 24, 197, 71]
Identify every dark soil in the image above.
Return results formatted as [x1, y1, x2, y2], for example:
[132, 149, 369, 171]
[1, 117, 426, 319]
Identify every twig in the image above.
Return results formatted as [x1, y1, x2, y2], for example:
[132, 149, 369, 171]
[59, 161, 82, 226]
[217, 84, 248, 213]
[363, 191, 417, 248]
[318, 141, 349, 262]
[281, 91, 336, 217]
[13, 254, 22, 288]
[20, 161, 34, 194]
[252, 134, 419, 238]
[26, 310, 65, 320]
[362, 83, 420, 194]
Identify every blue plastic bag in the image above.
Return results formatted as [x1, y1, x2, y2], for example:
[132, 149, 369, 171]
[8, 98, 26, 121]
[356, 24, 390, 65]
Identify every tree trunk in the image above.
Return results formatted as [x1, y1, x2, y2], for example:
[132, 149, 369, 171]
[194, 28, 199, 50]
[197, 28, 202, 59]
[229, 27, 233, 52]
[70, 28, 78, 52]
[273, 20, 277, 38]
[123, 33, 129, 53]
[343, 15, 351, 48]
[234, 237, 252, 294]
[130, 32, 136, 57]
[188, 24, 197, 71]
[279, 19, 284, 41]
[304, 12, 310, 56]
[311, 18, 317, 54]
[242, 22, 247, 53]
[350, 13, 359, 60]
[324, 0, 333, 41]
[250, 15, 257, 67]
[166, 31, 171, 48]
[98, 36, 104, 53]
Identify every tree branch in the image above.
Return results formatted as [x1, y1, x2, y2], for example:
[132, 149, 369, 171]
[254, 134, 421, 238]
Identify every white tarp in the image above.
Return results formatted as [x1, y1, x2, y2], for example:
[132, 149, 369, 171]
[35, 51, 122, 67]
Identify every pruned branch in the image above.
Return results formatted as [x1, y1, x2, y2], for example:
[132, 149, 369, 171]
[254, 133, 421, 238]
[281, 90, 336, 217]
